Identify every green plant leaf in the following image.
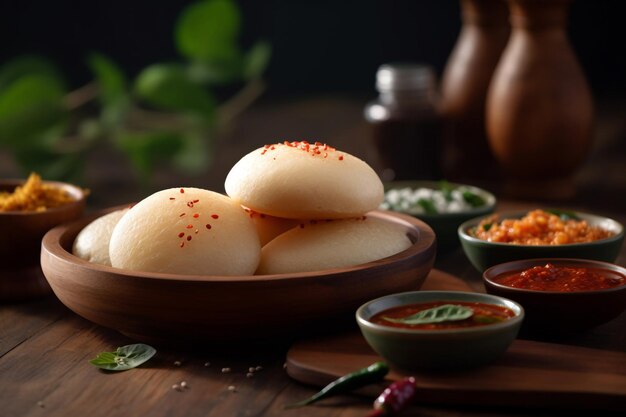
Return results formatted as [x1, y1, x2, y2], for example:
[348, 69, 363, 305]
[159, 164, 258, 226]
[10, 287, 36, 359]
[90, 344, 156, 371]
[0, 74, 68, 148]
[13, 147, 85, 183]
[187, 57, 243, 85]
[115, 130, 185, 181]
[243, 40, 271, 80]
[383, 304, 473, 325]
[172, 132, 212, 173]
[175, 0, 241, 62]
[462, 190, 486, 207]
[87, 52, 127, 105]
[0, 55, 64, 93]
[134, 64, 215, 116]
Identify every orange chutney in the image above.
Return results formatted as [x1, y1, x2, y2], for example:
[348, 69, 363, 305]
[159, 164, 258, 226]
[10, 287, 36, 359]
[370, 301, 515, 330]
[471, 209, 613, 245]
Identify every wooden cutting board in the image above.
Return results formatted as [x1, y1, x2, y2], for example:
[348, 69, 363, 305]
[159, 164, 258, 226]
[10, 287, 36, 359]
[286, 270, 626, 411]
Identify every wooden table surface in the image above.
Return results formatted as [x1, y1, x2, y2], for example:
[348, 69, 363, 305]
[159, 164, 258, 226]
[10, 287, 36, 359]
[1, 97, 625, 417]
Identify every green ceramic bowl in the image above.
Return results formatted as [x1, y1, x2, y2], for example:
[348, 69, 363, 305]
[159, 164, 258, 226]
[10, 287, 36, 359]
[382, 181, 496, 253]
[356, 291, 524, 370]
[458, 211, 624, 272]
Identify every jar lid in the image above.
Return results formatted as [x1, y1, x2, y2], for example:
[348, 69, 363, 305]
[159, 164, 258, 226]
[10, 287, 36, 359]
[376, 64, 436, 92]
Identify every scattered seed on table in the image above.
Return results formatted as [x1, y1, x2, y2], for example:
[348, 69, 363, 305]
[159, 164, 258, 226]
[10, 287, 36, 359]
[246, 372, 254, 378]
[248, 367, 256, 373]
[204, 361, 211, 367]
[228, 385, 237, 392]
[174, 360, 182, 367]
[37, 401, 44, 408]
[255, 366, 263, 371]
[172, 384, 181, 391]
[180, 381, 188, 389]
[221, 367, 231, 373]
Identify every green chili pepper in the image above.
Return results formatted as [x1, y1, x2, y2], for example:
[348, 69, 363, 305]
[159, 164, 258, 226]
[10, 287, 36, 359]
[285, 361, 390, 409]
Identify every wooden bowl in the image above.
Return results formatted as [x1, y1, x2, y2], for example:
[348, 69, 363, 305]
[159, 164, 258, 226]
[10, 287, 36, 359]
[41, 209, 436, 343]
[483, 258, 626, 331]
[0, 179, 86, 301]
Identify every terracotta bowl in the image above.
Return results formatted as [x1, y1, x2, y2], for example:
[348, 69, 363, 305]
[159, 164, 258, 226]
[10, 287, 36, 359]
[483, 258, 626, 330]
[41, 209, 436, 343]
[0, 179, 86, 301]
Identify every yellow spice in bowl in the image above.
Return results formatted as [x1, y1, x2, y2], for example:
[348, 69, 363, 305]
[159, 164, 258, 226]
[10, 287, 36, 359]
[0, 173, 76, 212]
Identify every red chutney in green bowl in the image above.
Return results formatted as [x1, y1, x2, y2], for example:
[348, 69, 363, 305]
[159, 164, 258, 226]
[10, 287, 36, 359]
[370, 301, 515, 330]
[494, 263, 626, 292]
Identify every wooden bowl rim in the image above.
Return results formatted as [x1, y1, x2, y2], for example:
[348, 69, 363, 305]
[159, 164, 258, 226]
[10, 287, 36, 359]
[0, 178, 86, 216]
[483, 258, 626, 296]
[42, 207, 436, 283]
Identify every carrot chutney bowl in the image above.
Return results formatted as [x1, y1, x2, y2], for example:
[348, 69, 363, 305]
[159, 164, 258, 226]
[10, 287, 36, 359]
[40, 208, 436, 343]
[483, 258, 626, 330]
[356, 291, 524, 370]
[458, 209, 624, 272]
[0, 177, 86, 301]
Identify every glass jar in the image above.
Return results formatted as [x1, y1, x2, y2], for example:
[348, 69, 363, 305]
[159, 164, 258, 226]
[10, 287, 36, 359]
[364, 64, 443, 181]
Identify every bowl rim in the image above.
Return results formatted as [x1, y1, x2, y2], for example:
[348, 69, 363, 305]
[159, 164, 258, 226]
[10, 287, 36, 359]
[483, 258, 626, 296]
[41, 207, 436, 283]
[382, 180, 496, 218]
[457, 210, 625, 248]
[0, 178, 86, 216]
[355, 290, 524, 335]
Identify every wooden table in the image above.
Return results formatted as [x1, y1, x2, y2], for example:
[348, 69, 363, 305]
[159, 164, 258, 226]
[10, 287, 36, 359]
[1, 97, 625, 417]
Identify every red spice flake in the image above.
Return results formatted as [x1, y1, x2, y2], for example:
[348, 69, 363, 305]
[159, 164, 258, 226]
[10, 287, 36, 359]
[261, 149, 267, 155]
[178, 232, 185, 238]
[206, 224, 212, 230]
[187, 202, 194, 208]
[195, 229, 199, 234]
[315, 141, 323, 146]
[193, 199, 199, 203]
[338, 155, 344, 161]
[169, 197, 176, 201]
[193, 213, 199, 218]
[180, 213, 186, 217]
[180, 188, 185, 194]
[180, 242, 185, 248]
[186, 224, 193, 229]
[211, 214, 219, 219]
[324, 152, 328, 158]
[187, 235, 192, 241]
[270, 145, 276, 150]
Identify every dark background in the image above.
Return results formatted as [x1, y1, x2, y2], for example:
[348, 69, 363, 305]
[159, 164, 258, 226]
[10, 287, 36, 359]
[0, 0, 624, 99]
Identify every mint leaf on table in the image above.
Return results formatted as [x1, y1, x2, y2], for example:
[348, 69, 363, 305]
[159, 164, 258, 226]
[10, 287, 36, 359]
[90, 344, 156, 371]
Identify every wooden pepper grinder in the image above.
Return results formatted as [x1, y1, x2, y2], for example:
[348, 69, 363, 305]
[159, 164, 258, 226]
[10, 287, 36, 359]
[440, 0, 510, 181]
[486, 0, 593, 199]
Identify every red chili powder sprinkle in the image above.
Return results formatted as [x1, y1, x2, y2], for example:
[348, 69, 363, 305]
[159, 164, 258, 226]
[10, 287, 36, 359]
[195, 229, 199, 234]
[178, 232, 184, 238]
[206, 224, 212, 229]
[180, 213, 186, 217]
[187, 235, 192, 241]
[180, 242, 185, 248]
[211, 214, 219, 219]
[169, 197, 175, 200]
[193, 213, 199, 218]
[180, 188, 185, 193]
[338, 155, 344, 161]
[193, 199, 199, 203]
[187, 202, 194, 208]
[186, 224, 193, 229]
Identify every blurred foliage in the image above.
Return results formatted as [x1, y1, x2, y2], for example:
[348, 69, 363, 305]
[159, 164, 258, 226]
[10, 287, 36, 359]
[0, 0, 270, 185]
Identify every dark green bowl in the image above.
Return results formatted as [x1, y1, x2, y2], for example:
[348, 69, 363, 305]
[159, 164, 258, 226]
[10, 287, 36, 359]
[459, 211, 624, 272]
[383, 181, 496, 253]
[356, 291, 524, 370]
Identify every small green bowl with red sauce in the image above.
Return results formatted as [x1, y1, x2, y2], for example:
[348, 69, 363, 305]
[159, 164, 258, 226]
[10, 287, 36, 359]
[483, 258, 626, 330]
[356, 291, 524, 370]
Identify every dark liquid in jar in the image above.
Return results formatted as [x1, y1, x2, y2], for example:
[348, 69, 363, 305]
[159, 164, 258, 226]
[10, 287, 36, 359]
[372, 115, 443, 181]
